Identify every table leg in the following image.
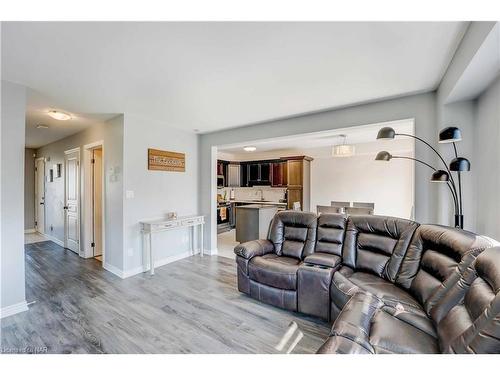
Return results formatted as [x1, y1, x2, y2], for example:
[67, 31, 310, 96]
[191, 225, 194, 255]
[149, 232, 155, 275]
[200, 223, 204, 257]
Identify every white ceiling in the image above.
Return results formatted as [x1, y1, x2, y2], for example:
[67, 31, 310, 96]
[218, 119, 414, 160]
[25, 90, 117, 148]
[2, 22, 467, 134]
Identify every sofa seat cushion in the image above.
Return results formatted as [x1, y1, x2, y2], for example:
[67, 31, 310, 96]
[248, 254, 301, 290]
[318, 292, 439, 354]
[330, 266, 423, 312]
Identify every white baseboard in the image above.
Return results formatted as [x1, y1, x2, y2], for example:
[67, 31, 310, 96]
[103, 262, 126, 279]
[208, 248, 218, 256]
[1, 300, 29, 319]
[105, 250, 199, 279]
[24, 228, 36, 234]
[43, 233, 64, 247]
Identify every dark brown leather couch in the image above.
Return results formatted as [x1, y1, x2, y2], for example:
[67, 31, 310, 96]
[234, 211, 500, 354]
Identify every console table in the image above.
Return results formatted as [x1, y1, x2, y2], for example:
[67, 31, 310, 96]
[140, 215, 204, 275]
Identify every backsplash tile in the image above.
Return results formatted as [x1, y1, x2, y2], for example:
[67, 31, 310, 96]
[217, 187, 286, 202]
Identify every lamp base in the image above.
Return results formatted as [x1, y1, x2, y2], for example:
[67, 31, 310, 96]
[455, 214, 464, 229]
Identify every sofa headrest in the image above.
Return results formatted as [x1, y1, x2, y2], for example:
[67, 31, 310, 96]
[269, 210, 318, 260]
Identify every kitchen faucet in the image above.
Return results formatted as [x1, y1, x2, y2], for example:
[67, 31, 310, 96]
[256, 189, 263, 201]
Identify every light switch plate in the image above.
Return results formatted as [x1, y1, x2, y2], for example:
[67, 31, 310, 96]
[126, 190, 134, 199]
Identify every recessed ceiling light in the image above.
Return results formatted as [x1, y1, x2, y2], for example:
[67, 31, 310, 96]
[36, 124, 49, 129]
[48, 110, 71, 121]
[243, 146, 257, 152]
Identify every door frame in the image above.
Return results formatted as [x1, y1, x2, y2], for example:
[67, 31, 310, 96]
[64, 147, 81, 253]
[34, 157, 46, 234]
[82, 141, 105, 262]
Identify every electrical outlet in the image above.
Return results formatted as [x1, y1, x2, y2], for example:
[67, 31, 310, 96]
[128, 248, 134, 257]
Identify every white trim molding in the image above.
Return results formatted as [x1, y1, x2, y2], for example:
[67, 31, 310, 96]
[43, 233, 64, 247]
[24, 228, 36, 234]
[103, 262, 126, 279]
[0, 300, 29, 319]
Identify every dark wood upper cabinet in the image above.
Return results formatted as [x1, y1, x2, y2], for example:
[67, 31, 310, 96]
[248, 163, 259, 181]
[271, 161, 287, 187]
[260, 163, 270, 182]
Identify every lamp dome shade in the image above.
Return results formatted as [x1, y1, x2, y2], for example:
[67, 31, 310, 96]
[439, 127, 462, 143]
[376, 127, 396, 140]
[375, 151, 392, 161]
[431, 170, 449, 183]
[450, 157, 470, 171]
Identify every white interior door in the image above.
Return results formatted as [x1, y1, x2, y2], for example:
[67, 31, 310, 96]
[93, 148, 103, 257]
[65, 149, 80, 253]
[35, 158, 45, 234]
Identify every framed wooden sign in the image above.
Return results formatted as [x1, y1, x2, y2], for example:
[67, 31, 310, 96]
[148, 148, 185, 172]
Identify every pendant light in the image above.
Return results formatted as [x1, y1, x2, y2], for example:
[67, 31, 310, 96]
[332, 135, 355, 157]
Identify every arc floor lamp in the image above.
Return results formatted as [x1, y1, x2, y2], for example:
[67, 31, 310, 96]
[375, 126, 470, 229]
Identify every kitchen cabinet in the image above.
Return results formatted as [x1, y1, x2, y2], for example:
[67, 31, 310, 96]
[284, 156, 312, 211]
[246, 162, 271, 186]
[249, 163, 259, 181]
[227, 164, 241, 187]
[271, 161, 287, 187]
[287, 159, 303, 187]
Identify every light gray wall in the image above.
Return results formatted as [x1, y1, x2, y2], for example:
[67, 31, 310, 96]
[435, 21, 498, 232]
[35, 115, 124, 270]
[122, 114, 199, 273]
[200, 92, 437, 252]
[1, 80, 27, 311]
[475, 76, 500, 240]
[24, 148, 35, 230]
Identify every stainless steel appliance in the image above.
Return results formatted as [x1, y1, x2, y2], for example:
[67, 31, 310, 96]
[217, 175, 225, 188]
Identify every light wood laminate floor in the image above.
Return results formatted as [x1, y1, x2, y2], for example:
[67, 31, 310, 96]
[1, 241, 330, 354]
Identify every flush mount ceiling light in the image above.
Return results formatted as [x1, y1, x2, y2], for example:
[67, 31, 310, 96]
[36, 124, 49, 129]
[332, 135, 355, 157]
[243, 146, 257, 152]
[48, 110, 71, 121]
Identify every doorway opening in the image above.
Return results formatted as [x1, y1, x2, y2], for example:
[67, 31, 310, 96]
[212, 119, 416, 257]
[91, 147, 103, 261]
[34, 157, 46, 235]
[82, 141, 105, 265]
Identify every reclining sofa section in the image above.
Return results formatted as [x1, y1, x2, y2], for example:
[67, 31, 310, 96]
[233, 211, 500, 354]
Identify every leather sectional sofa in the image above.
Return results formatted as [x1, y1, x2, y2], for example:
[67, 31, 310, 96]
[234, 211, 500, 354]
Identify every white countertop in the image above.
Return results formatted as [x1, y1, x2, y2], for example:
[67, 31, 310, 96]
[222, 199, 287, 206]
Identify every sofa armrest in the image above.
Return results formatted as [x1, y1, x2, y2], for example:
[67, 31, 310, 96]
[304, 253, 342, 268]
[234, 239, 274, 260]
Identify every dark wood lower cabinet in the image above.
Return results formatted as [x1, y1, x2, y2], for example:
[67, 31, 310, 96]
[287, 187, 303, 210]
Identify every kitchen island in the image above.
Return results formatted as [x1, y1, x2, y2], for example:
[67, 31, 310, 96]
[235, 204, 278, 243]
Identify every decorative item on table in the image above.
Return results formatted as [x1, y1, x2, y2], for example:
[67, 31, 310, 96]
[148, 148, 185, 172]
[375, 126, 469, 229]
[167, 212, 178, 220]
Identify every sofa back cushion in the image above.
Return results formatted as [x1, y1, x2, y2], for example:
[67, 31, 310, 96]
[432, 247, 500, 353]
[398, 224, 496, 313]
[342, 215, 419, 281]
[269, 211, 317, 260]
[315, 214, 347, 256]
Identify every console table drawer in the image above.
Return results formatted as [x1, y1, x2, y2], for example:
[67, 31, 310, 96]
[181, 217, 204, 226]
[156, 221, 179, 230]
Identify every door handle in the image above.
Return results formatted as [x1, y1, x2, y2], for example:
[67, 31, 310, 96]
[40, 202, 44, 205]
[63, 206, 68, 210]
